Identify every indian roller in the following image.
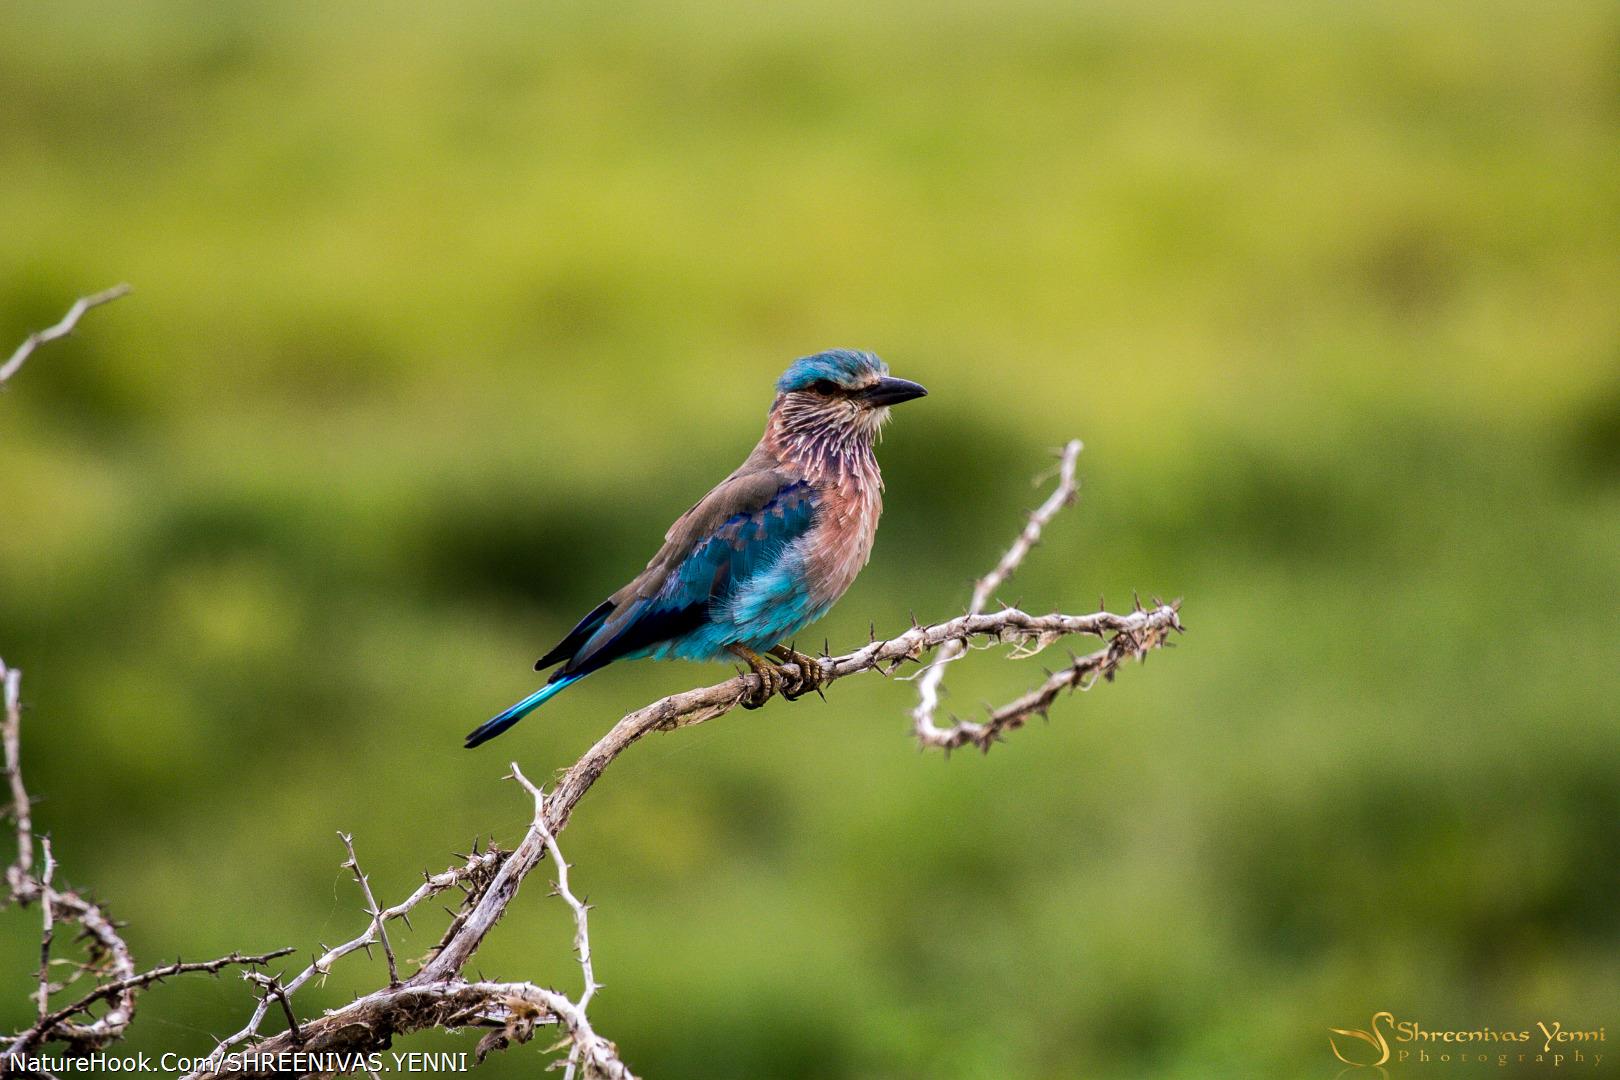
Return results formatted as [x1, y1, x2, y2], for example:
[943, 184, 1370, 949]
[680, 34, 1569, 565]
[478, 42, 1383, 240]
[465, 349, 926, 747]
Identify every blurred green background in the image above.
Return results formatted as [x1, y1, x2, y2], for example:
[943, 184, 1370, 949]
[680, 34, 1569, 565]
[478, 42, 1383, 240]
[2, 2, 1617, 1077]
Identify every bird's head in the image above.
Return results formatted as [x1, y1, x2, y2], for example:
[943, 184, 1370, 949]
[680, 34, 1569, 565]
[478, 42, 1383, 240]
[770, 349, 927, 443]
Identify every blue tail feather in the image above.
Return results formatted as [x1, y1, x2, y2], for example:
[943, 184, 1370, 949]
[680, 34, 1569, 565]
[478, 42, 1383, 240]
[465, 672, 585, 748]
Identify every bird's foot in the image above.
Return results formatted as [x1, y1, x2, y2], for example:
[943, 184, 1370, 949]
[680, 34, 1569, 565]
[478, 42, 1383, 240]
[769, 645, 828, 701]
[728, 644, 781, 709]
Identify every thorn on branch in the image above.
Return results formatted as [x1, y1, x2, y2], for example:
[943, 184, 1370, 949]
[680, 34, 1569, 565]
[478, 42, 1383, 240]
[339, 832, 400, 987]
[905, 439, 1181, 754]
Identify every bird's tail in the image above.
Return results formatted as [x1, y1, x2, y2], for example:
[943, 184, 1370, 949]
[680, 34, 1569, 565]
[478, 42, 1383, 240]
[465, 671, 586, 748]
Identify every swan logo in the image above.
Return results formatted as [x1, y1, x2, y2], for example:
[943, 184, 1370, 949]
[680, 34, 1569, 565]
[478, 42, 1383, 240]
[1330, 1011, 1394, 1068]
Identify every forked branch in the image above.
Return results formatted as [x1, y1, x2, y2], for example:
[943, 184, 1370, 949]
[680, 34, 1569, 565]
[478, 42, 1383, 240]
[909, 439, 1181, 751]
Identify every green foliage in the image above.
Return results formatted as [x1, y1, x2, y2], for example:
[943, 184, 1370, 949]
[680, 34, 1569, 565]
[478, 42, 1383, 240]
[1, 2, 1616, 1077]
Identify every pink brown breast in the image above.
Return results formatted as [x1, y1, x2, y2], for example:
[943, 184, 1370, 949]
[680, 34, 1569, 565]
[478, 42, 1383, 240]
[803, 460, 883, 608]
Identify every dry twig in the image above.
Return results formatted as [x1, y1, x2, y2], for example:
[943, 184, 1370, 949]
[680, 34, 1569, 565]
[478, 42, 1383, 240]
[339, 832, 399, 987]
[36, 836, 55, 1021]
[910, 438, 1090, 750]
[0, 284, 131, 387]
[196, 844, 506, 1065]
[511, 764, 603, 1080]
[2, 664, 33, 894]
[0, 661, 290, 1064]
[190, 773, 631, 1080]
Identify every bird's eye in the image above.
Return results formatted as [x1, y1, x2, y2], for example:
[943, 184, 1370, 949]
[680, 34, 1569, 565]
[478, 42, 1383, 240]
[810, 379, 840, 395]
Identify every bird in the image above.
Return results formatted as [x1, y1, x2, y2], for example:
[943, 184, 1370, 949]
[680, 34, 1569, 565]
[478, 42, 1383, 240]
[465, 349, 927, 748]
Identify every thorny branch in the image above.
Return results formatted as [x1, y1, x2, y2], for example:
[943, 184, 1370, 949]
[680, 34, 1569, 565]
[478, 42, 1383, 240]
[339, 832, 399, 987]
[414, 602, 1181, 989]
[908, 439, 1182, 751]
[25, 951, 298, 1058]
[195, 841, 507, 1067]
[511, 765, 602, 1080]
[186, 776, 633, 1080]
[911, 438, 1085, 750]
[35, 837, 54, 1022]
[2, 293, 1182, 1079]
[0, 660, 290, 1064]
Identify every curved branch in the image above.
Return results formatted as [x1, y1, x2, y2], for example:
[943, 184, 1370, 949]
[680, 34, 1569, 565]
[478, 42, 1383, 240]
[195, 979, 634, 1080]
[414, 601, 1181, 984]
[0, 660, 290, 1062]
[12, 950, 294, 1057]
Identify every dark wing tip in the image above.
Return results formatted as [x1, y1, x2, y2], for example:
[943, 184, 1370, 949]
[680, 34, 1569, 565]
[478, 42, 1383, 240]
[535, 598, 617, 670]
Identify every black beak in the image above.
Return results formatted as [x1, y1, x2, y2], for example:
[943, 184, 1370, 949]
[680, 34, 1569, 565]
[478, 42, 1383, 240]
[860, 376, 928, 407]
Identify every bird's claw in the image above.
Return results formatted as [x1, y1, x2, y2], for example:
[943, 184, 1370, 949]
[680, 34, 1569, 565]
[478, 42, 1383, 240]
[771, 646, 827, 702]
[730, 644, 781, 709]
[730, 643, 826, 708]
[740, 664, 780, 709]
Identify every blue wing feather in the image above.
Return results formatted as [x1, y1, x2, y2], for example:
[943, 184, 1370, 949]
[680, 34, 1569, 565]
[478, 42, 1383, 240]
[471, 476, 820, 748]
[569, 480, 818, 670]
